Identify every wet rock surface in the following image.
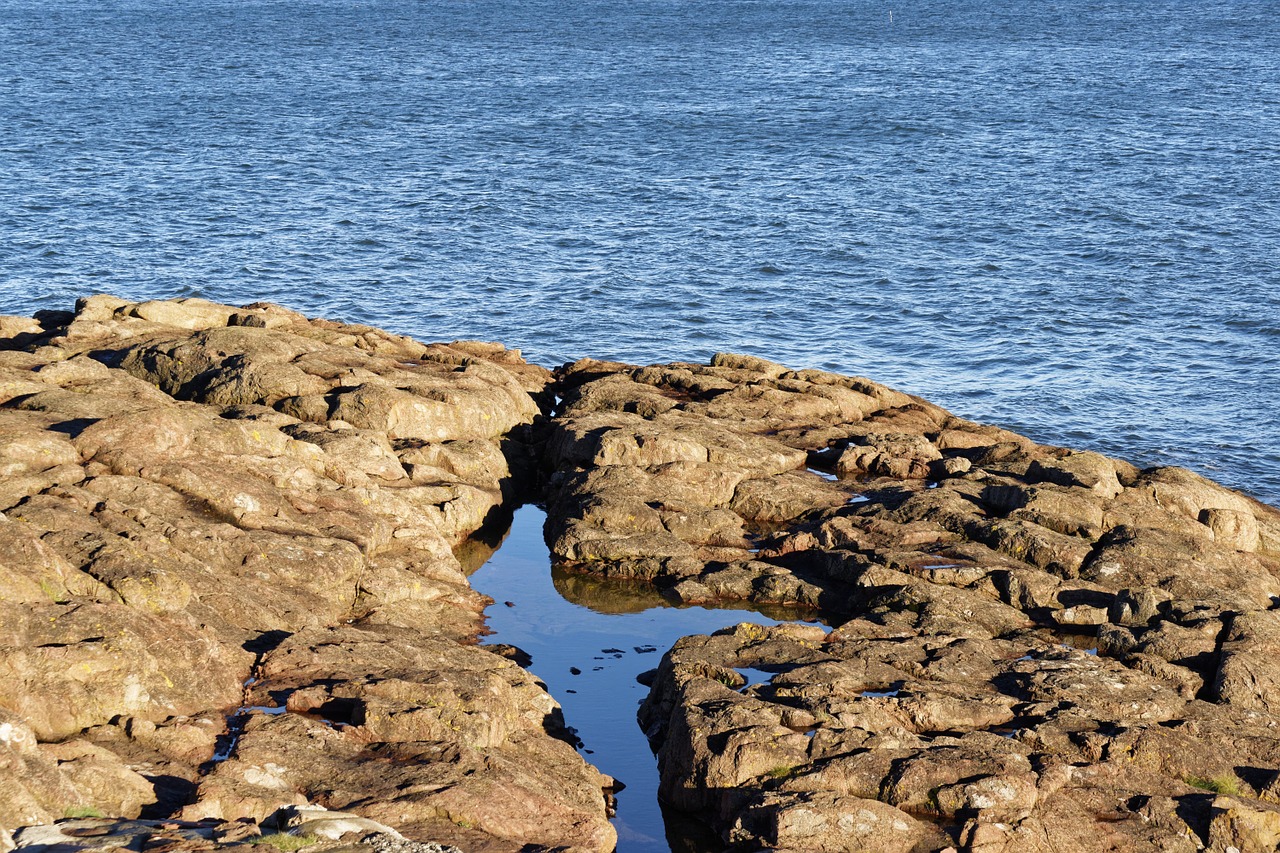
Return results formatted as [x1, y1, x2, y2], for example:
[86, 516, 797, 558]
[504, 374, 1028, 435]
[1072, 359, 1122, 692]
[0, 297, 613, 853]
[4, 298, 1280, 853]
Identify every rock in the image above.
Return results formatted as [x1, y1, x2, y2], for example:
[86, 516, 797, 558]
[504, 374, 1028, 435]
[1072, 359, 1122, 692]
[639, 616, 1280, 849]
[537, 352, 1280, 850]
[542, 358, 927, 613]
[1207, 796, 1280, 853]
[36, 740, 155, 819]
[733, 792, 934, 852]
[6, 298, 1280, 853]
[835, 432, 942, 480]
[186, 711, 615, 850]
[1212, 611, 1280, 711]
[1200, 506, 1262, 552]
[279, 805, 406, 840]
[0, 712, 78, 829]
[180, 619, 617, 849]
[3, 814, 464, 851]
[0, 298, 614, 853]
[0, 710, 159, 832]
[0, 316, 43, 350]
[120, 297, 241, 329]
[1026, 450, 1124, 499]
[0, 603, 250, 741]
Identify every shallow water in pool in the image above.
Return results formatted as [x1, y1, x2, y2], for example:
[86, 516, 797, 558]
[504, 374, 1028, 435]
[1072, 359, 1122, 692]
[468, 505, 826, 852]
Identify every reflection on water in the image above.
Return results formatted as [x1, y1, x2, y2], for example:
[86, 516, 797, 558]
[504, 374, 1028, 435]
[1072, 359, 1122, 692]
[551, 565, 815, 623]
[456, 508, 516, 575]
[733, 667, 779, 691]
[467, 505, 825, 853]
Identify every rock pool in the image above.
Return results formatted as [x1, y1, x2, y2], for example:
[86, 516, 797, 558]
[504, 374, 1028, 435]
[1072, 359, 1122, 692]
[469, 505, 826, 852]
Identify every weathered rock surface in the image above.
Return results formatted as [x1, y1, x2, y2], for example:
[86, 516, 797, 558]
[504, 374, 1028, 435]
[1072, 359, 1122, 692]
[6, 809, 462, 852]
[0, 297, 614, 852]
[5, 299, 1280, 853]
[185, 624, 615, 852]
[544, 356, 1280, 850]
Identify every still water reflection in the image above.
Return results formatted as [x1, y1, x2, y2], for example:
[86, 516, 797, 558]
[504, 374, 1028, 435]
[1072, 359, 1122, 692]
[468, 505, 825, 852]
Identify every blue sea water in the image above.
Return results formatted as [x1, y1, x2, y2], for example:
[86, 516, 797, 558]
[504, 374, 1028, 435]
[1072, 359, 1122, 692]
[3, 3, 1279, 850]
[1, 0, 1277, 510]
[469, 506, 806, 853]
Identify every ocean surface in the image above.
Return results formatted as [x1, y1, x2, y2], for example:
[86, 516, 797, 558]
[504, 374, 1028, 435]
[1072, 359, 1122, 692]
[1, 0, 1277, 505]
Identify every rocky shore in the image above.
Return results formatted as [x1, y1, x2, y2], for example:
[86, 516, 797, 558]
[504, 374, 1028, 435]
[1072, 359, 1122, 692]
[2, 297, 1279, 852]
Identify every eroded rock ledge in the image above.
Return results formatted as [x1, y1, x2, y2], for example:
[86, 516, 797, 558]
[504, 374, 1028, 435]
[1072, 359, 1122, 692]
[2, 297, 1279, 853]
[0, 297, 610, 853]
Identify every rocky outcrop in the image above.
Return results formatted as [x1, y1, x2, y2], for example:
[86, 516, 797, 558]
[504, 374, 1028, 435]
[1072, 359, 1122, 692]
[541, 356, 1280, 851]
[0, 297, 614, 853]
[639, 622, 1280, 852]
[5, 297, 1280, 853]
[6, 809, 464, 852]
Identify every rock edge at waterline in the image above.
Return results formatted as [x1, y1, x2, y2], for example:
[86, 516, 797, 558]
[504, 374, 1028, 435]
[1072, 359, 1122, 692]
[1, 296, 1278, 853]
[542, 352, 1280, 852]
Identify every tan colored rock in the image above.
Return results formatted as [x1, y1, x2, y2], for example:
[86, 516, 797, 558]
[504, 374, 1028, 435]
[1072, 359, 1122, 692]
[638, 616, 1280, 850]
[1027, 450, 1123, 498]
[1011, 484, 1107, 538]
[1212, 611, 1280, 711]
[0, 603, 249, 741]
[0, 298, 611, 853]
[1207, 796, 1280, 853]
[0, 316, 43, 350]
[0, 711, 154, 830]
[730, 471, 848, 522]
[1201, 506, 1262, 552]
[37, 741, 155, 819]
[835, 431, 942, 480]
[0, 712, 77, 829]
[0, 517, 114, 604]
[187, 711, 615, 852]
[7, 299, 1280, 853]
[735, 792, 931, 852]
[539, 353, 1280, 849]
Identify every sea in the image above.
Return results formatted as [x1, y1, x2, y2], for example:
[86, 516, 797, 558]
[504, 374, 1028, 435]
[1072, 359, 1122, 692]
[1, 0, 1277, 505]
[2, 2, 1278, 849]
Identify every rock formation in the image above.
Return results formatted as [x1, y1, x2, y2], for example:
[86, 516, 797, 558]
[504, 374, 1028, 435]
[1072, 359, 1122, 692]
[2, 297, 1279, 853]
[540, 355, 1280, 852]
[0, 297, 613, 853]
